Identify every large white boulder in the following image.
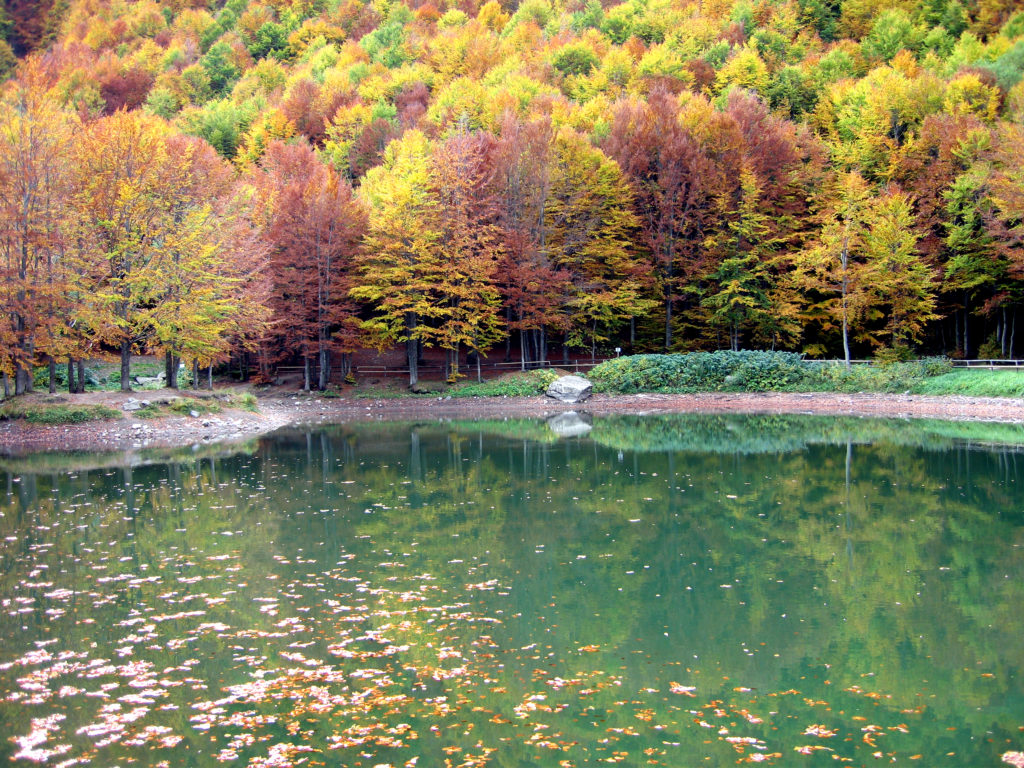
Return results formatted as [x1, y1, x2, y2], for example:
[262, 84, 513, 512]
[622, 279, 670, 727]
[546, 375, 593, 404]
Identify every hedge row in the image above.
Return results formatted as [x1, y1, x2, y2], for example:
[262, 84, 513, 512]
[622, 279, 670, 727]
[588, 352, 954, 394]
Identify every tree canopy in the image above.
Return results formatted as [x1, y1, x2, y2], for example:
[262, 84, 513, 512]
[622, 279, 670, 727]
[4, 0, 1024, 391]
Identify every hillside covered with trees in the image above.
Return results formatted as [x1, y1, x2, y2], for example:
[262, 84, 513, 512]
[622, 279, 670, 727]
[2, 0, 1024, 393]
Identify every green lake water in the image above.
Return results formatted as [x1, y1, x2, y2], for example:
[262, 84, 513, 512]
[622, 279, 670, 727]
[1, 413, 1022, 767]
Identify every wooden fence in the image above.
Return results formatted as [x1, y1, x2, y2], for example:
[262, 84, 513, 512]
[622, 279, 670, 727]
[809, 359, 1024, 369]
[271, 357, 610, 380]
[269, 357, 1024, 381]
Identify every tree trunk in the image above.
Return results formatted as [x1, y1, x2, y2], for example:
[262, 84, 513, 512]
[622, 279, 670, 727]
[207, 365, 213, 390]
[504, 308, 513, 362]
[303, 356, 311, 391]
[166, 350, 179, 389]
[963, 294, 970, 358]
[120, 341, 132, 391]
[1002, 305, 1008, 357]
[476, 350, 482, 382]
[520, 328, 527, 371]
[664, 265, 673, 350]
[406, 312, 418, 387]
[67, 357, 76, 394]
[48, 357, 56, 394]
[193, 360, 200, 390]
[842, 312, 851, 370]
[14, 364, 32, 395]
[1011, 308, 1017, 359]
[77, 360, 85, 393]
[562, 332, 569, 365]
[319, 347, 330, 391]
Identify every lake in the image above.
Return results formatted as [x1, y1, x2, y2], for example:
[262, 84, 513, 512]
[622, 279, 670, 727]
[1, 413, 1022, 767]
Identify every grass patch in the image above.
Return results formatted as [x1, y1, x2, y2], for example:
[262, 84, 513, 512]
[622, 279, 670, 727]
[802, 358, 953, 393]
[451, 370, 558, 397]
[354, 386, 437, 399]
[233, 392, 259, 412]
[910, 369, 1024, 398]
[0, 403, 122, 424]
[169, 398, 221, 415]
[135, 405, 163, 419]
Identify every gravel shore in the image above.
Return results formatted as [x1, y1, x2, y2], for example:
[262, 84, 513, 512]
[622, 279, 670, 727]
[2, 388, 1024, 456]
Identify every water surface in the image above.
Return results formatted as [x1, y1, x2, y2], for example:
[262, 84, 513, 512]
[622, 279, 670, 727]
[1, 414, 1022, 766]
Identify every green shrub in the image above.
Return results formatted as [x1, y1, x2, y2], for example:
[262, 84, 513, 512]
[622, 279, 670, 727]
[136, 405, 163, 419]
[722, 351, 807, 391]
[0, 403, 122, 424]
[589, 351, 808, 393]
[591, 352, 956, 395]
[452, 369, 558, 397]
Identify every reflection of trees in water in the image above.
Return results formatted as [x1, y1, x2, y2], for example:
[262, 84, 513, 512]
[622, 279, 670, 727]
[1, 416, 1023, 765]
[263, 421, 1024, 729]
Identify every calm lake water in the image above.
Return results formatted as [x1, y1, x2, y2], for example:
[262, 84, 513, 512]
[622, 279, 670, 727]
[1, 414, 1022, 767]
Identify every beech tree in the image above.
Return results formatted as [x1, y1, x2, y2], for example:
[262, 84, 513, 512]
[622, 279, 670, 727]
[140, 136, 269, 388]
[68, 111, 180, 391]
[545, 128, 656, 359]
[0, 64, 69, 395]
[430, 129, 505, 381]
[68, 111, 269, 391]
[863, 191, 939, 350]
[258, 140, 366, 390]
[355, 129, 508, 385]
[792, 171, 874, 365]
[492, 114, 573, 368]
[982, 123, 1024, 355]
[606, 90, 718, 349]
[701, 168, 780, 350]
[354, 130, 441, 387]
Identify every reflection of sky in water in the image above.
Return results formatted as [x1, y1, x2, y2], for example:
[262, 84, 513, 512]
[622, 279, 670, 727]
[1, 415, 1022, 767]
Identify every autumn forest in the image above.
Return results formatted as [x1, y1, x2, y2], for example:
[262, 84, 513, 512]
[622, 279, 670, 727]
[2, 0, 1024, 394]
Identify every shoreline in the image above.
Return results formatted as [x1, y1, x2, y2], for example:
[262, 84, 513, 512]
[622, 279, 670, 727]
[2, 389, 1024, 457]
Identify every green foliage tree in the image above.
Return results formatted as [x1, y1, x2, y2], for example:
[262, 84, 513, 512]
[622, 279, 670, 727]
[863, 191, 939, 350]
[201, 40, 241, 95]
[701, 168, 781, 350]
[792, 171, 874, 364]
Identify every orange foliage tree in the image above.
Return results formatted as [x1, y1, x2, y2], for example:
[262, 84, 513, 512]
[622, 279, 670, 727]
[257, 139, 367, 390]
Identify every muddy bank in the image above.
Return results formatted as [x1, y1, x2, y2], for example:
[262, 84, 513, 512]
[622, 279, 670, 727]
[2, 388, 1024, 457]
